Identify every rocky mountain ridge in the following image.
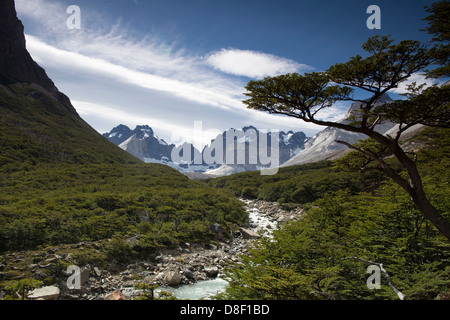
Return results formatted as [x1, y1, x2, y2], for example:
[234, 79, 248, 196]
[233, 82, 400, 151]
[103, 124, 308, 176]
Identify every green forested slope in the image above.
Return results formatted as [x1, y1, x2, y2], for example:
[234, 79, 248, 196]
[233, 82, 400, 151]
[0, 83, 246, 253]
[214, 127, 450, 300]
[206, 156, 387, 205]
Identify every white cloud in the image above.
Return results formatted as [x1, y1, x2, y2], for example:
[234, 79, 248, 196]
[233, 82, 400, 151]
[25, 35, 244, 111]
[16, 0, 326, 143]
[16, 0, 66, 32]
[206, 49, 311, 78]
[389, 72, 439, 95]
[74, 100, 183, 133]
[74, 101, 227, 149]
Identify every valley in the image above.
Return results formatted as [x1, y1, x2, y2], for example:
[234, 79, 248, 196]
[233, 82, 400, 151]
[0, 199, 303, 300]
[0, 0, 449, 304]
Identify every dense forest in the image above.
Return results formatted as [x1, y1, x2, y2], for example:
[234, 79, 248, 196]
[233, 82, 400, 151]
[213, 127, 449, 300]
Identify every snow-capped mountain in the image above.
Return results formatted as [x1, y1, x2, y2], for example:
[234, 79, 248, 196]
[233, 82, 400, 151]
[282, 94, 396, 167]
[103, 124, 308, 176]
[102, 124, 133, 146]
[203, 126, 307, 176]
[103, 125, 174, 164]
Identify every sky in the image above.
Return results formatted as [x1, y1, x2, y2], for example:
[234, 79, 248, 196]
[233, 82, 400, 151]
[14, 0, 439, 148]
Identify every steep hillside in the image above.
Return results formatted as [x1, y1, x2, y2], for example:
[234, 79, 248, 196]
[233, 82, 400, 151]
[0, 83, 141, 169]
[0, 0, 247, 254]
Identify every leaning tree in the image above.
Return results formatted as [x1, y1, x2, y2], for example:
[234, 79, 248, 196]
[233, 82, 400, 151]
[243, 33, 450, 240]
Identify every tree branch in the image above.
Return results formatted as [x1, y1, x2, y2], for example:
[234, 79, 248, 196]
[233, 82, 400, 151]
[335, 140, 413, 193]
[348, 257, 406, 300]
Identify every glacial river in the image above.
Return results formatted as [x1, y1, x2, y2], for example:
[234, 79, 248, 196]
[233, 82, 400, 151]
[155, 200, 275, 300]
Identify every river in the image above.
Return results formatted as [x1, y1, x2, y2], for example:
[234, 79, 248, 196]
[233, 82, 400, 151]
[154, 199, 277, 300]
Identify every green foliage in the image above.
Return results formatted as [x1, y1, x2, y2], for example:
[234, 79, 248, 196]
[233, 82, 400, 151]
[0, 84, 247, 254]
[333, 138, 396, 172]
[207, 160, 385, 205]
[373, 85, 450, 129]
[133, 283, 180, 300]
[223, 187, 449, 300]
[3, 279, 43, 300]
[218, 127, 450, 300]
[244, 72, 352, 119]
[104, 236, 133, 262]
[327, 35, 435, 94]
[423, 0, 450, 78]
[0, 162, 247, 253]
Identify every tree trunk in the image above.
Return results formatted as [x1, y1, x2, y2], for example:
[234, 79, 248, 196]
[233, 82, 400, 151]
[367, 130, 450, 241]
[392, 141, 450, 240]
[409, 187, 450, 240]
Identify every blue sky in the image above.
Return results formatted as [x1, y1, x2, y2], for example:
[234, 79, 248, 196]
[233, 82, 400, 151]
[15, 0, 438, 147]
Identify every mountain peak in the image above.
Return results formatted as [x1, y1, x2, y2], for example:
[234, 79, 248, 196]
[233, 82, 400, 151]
[112, 124, 131, 131]
[134, 125, 154, 134]
[342, 93, 393, 122]
[242, 125, 258, 132]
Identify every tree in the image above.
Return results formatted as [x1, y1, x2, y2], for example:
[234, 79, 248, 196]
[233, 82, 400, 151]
[243, 34, 450, 240]
[422, 0, 449, 78]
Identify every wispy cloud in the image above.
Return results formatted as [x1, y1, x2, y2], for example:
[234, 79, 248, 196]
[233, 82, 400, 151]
[16, 0, 326, 144]
[206, 48, 311, 78]
[389, 72, 439, 95]
[25, 35, 244, 111]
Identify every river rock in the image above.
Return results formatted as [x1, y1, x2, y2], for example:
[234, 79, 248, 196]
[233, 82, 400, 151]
[240, 228, 260, 239]
[28, 285, 60, 300]
[104, 291, 131, 300]
[80, 266, 91, 285]
[94, 267, 102, 277]
[28, 264, 39, 272]
[163, 271, 182, 286]
[204, 267, 219, 278]
[184, 269, 195, 281]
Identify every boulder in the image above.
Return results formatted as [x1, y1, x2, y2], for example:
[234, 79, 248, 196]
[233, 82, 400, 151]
[104, 291, 131, 300]
[28, 285, 60, 300]
[162, 271, 182, 286]
[28, 264, 39, 272]
[240, 228, 260, 239]
[204, 267, 219, 278]
[80, 266, 91, 285]
[183, 269, 195, 281]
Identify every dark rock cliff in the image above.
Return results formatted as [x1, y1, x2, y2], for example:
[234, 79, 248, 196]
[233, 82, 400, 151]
[0, 0, 78, 115]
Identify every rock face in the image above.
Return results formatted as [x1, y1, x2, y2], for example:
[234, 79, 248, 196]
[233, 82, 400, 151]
[0, 0, 77, 114]
[103, 125, 177, 165]
[162, 271, 182, 286]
